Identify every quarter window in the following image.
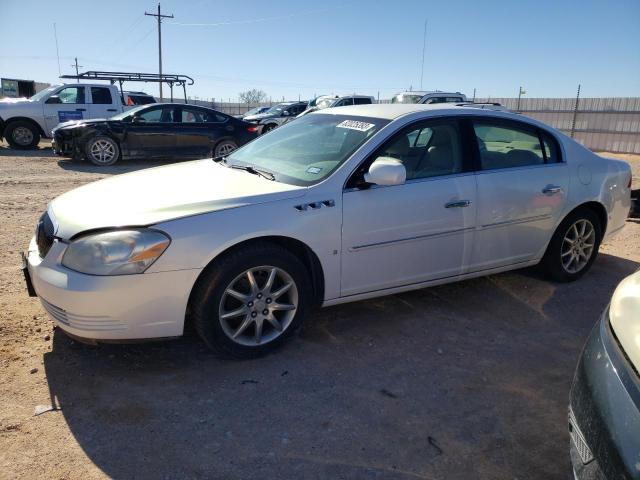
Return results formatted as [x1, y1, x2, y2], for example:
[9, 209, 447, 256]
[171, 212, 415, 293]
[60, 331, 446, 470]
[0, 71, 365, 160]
[90, 87, 112, 104]
[354, 97, 372, 105]
[57, 87, 85, 104]
[372, 121, 463, 180]
[473, 121, 545, 170]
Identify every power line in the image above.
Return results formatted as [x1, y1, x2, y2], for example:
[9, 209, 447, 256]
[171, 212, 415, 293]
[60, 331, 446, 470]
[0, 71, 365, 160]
[145, 3, 174, 101]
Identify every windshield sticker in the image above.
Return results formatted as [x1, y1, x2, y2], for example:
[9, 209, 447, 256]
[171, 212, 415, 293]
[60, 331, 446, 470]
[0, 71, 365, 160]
[336, 120, 375, 132]
[306, 166, 323, 174]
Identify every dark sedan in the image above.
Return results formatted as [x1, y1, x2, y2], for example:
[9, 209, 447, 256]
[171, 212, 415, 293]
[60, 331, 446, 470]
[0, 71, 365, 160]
[52, 103, 260, 166]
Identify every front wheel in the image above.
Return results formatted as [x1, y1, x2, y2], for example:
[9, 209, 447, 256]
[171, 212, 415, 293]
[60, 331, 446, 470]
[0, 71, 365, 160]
[85, 136, 120, 166]
[539, 208, 602, 282]
[191, 243, 312, 358]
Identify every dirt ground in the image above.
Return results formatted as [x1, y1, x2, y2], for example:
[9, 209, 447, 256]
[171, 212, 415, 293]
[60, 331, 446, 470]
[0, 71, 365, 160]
[1, 143, 639, 480]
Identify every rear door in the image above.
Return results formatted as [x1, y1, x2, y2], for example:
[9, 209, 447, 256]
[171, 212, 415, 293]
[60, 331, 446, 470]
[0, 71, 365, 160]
[88, 86, 119, 119]
[468, 118, 568, 271]
[43, 86, 89, 132]
[172, 106, 226, 158]
[123, 105, 177, 158]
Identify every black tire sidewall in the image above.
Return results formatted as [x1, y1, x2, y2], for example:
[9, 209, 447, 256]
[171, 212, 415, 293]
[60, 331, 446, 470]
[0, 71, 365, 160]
[6, 121, 40, 149]
[192, 244, 312, 358]
[541, 208, 602, 282]
[85, 136, 120, 166]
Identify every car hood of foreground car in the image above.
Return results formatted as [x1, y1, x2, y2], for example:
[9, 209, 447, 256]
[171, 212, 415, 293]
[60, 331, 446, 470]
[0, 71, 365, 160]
[609, 269, 640, 372]
[48, 159, 306, 239]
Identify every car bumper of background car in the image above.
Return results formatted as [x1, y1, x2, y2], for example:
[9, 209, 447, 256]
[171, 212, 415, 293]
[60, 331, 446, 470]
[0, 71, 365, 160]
[568, 309, 640, 480]
[26, 236, 201, 341]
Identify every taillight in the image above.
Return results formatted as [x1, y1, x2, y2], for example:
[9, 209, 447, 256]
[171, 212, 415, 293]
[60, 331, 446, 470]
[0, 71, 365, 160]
[247, 126, 259, 133]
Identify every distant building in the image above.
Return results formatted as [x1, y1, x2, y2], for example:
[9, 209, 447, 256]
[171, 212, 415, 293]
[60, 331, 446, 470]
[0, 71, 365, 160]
[1, 78, 51, 98]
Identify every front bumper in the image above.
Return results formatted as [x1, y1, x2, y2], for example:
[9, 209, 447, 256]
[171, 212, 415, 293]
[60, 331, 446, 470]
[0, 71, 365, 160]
[569, 310, 640, 479]
[26, 236, 201, 341]
[51, 131, 75, 156]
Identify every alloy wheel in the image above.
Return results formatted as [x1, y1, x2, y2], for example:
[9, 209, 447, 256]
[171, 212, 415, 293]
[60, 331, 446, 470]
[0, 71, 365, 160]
[216, 141, 237, 156]
[89, 139, 117, 164]
[218, 266, 298, 346]
[561, 219, 596, 274]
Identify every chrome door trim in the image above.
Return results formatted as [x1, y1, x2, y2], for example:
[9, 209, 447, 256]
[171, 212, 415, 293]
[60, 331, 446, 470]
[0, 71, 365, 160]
[350, 226, 474, 251]
[479, 213, 553, 230]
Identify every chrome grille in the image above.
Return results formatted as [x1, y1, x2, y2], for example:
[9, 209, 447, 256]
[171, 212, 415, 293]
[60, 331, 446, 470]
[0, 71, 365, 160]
[35, 212, 55, 259]
[569, 408, 594, 464]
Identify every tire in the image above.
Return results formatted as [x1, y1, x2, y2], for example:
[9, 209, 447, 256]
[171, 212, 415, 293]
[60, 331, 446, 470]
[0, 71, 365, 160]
[214, 139, 238, 157]
[261, 123, 276, 134]
[5, 120, 40, 149]
[85, 136, 120, 166]
[539, 208, 602, 282]
[191, 243, 312, 358]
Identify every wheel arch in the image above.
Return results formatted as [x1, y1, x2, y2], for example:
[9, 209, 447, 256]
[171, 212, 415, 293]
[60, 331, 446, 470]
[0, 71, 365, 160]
[3, 117, 46, 138]
[568, 201, 608, 235]
[185, 235, 326, 328]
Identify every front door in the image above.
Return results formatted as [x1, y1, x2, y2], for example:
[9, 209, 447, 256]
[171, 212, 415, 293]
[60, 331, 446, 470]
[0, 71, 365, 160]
[341, 119, 477, 297]
[124, 105, 177, 158]
[469, 118, 569, 271]
[43, 86, 89, 132]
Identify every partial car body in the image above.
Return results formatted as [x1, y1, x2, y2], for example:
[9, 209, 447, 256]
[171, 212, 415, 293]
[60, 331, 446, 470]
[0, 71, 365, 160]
[569, 270, 640, 480]
[24, 104, 632, 357]
[51, 103, 259, 165]
[242, 101, 307, 133]
[391, 91, 467, 105]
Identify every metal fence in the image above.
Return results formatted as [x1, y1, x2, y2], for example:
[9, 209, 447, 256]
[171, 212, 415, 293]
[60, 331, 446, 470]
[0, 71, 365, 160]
[183, 96, 640, 154]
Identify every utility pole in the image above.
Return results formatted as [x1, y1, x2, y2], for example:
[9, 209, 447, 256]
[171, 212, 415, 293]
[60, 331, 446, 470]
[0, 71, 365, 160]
[420, 19, 427, 90]
[145, 3, 173, 101]
[516, 86, 526, 111]
[70, 57, 83, 82]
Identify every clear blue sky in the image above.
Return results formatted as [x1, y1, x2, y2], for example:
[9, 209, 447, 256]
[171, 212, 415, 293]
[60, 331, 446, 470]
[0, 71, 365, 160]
[1, 0, 639, 101]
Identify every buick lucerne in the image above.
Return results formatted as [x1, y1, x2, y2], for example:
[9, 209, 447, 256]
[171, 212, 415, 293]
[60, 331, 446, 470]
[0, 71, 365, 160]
[24, 104, 632, 357]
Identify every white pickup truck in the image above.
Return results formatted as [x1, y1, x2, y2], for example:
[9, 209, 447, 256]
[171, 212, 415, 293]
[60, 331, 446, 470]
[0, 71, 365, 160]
[0, 83, 129, 148]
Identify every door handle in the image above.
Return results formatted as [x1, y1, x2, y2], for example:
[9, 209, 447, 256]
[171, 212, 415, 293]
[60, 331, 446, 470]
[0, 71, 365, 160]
[542, 185, 562, 195]
[76, 108, 86, 112]
[107, 108, 117, 112]
[445, 200, 472, 208]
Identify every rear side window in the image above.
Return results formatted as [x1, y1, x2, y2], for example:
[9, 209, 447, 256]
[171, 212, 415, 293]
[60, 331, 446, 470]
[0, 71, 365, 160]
[91, 87, 112, 104]
[181, 108, 206, 123]
[473, 121, 545, 170]
[354, 97, 372, 105]
[424, 96, 463, 104]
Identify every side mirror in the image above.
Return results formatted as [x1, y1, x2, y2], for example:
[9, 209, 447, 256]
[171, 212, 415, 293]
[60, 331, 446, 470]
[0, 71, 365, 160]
[45, 95, 61, 104]
[131, 116, 146, 123]
[364, 157, 406, 186]
[282, 110, 290, 117]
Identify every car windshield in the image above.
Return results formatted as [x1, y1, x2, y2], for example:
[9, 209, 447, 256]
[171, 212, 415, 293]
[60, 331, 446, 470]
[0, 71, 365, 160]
[29, 86, 59, 102]
[224, 114, 389, 186]
[266, 104, 289, 114]
[110, 105, 148, 120]
[316, 97, 338, 109]
[391, 94, 424, 104]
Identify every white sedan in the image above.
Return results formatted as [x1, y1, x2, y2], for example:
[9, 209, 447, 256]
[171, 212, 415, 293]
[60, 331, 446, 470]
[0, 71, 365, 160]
[24, 104, 632, 358]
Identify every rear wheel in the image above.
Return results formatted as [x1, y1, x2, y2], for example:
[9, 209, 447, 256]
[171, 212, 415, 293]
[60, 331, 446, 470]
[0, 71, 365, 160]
[214, 139, 238, 157]
[191, 243, 312, 358]
[85, 136, 120, 166]
[539, 208, 602, 282]
[5, 120, 40, 149]
[261, 123, 276, 134]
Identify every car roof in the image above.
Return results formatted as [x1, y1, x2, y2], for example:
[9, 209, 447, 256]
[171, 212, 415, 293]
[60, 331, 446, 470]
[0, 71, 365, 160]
[394, 91, 463, 96]
[315, 103, 526, 122]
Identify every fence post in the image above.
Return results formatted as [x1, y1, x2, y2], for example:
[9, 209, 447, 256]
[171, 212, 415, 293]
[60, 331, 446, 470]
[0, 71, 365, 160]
[571, 84, 581, 138]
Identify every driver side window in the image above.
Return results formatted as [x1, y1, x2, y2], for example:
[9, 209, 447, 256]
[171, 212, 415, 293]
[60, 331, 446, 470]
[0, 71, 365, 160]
[57, 87, 85, 104]
[374, 121, 464, 180]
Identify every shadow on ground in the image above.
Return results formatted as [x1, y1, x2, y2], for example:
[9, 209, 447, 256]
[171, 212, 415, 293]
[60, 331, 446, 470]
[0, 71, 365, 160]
[42, 253, 638, 479]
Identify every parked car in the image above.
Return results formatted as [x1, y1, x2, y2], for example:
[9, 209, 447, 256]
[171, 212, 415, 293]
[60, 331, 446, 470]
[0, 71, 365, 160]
[122, 91, 156, 106]
[241, 106, 270, 119]
[0, 83, 127, 149]
[569, 269, 640, 480]
[391, 91, 467, 104]
[23, 104, 631, 358]
[292, 95, 375, 123]
[242, 101, 307, 133]
[51, 103, 259, 166]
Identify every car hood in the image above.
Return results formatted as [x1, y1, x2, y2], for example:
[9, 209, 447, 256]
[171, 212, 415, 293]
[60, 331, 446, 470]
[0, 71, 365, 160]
[609, 269, 640, 372]
[49, 159, 306, 239]
[0, 97, 30, 104]
[55, 118, 111, 130]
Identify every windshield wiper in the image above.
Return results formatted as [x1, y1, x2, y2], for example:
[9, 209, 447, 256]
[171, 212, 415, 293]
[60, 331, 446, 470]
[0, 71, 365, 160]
[230, 164, 275, 181]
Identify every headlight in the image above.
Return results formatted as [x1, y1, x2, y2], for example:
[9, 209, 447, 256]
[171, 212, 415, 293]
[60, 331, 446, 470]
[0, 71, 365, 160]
[61, 229, 170, 276]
